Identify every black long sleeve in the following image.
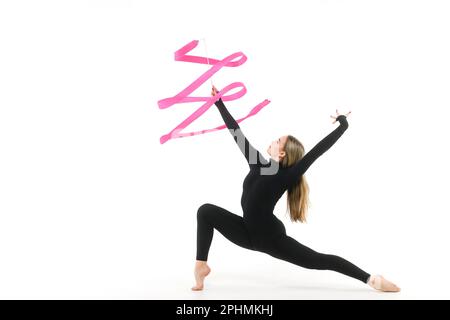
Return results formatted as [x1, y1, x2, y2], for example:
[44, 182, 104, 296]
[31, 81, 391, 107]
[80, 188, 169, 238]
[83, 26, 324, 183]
[283, 115, 349, 188]
[214, 98, 269, 167]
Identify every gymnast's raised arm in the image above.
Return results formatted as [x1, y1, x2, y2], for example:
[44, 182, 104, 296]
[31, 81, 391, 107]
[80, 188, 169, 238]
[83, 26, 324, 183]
[282, 114, 349, 188]
[212, 87, 269, 167]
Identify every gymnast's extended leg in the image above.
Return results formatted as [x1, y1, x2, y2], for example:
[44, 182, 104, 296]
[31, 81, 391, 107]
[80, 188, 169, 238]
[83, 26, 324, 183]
[265, 234, 371, 283]
[263, 234, 400, 291]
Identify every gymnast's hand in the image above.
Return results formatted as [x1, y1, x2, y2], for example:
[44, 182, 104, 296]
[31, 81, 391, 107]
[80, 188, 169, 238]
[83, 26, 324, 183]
[330, 109, 351, 124]
[211, 85, 219, 96]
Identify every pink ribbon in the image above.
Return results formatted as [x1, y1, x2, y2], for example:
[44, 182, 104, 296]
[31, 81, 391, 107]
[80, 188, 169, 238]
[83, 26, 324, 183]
[157, 40, 271, 144]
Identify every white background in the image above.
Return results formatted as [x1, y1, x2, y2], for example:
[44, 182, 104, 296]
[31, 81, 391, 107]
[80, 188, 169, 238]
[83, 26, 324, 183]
[1, 0, 449, 299]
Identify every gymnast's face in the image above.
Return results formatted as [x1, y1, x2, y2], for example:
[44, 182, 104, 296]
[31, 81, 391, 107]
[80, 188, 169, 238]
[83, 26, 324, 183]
[267, 135, 288, 161]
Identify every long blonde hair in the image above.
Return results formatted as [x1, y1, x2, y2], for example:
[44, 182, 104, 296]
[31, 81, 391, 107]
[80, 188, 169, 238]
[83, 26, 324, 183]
[280, 135, 311, 223]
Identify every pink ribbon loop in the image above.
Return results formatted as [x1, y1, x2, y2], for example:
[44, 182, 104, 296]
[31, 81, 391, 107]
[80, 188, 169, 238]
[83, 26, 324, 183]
[158, 40, 271, 144]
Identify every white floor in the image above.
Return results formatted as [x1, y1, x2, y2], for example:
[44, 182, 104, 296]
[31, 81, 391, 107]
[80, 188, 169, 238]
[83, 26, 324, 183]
[154, 261, 443, 300]
[0, 269, 443, 300]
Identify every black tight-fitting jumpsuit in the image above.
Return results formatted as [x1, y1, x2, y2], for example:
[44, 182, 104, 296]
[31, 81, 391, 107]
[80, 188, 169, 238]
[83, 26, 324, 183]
[196, 97, 370, 284]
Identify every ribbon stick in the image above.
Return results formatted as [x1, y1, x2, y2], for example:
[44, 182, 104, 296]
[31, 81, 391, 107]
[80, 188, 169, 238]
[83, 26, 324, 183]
[157, 40, 271, 144]
[201, 38, 214, 88]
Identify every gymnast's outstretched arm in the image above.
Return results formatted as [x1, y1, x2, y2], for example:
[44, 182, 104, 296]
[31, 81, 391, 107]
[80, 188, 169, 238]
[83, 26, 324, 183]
[282, 115, 349, 188]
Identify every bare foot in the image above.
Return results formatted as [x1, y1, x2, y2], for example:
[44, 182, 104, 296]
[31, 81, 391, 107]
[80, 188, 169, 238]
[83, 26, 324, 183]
[191, 260, 211, 291]
[368, 275, 401, 292]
